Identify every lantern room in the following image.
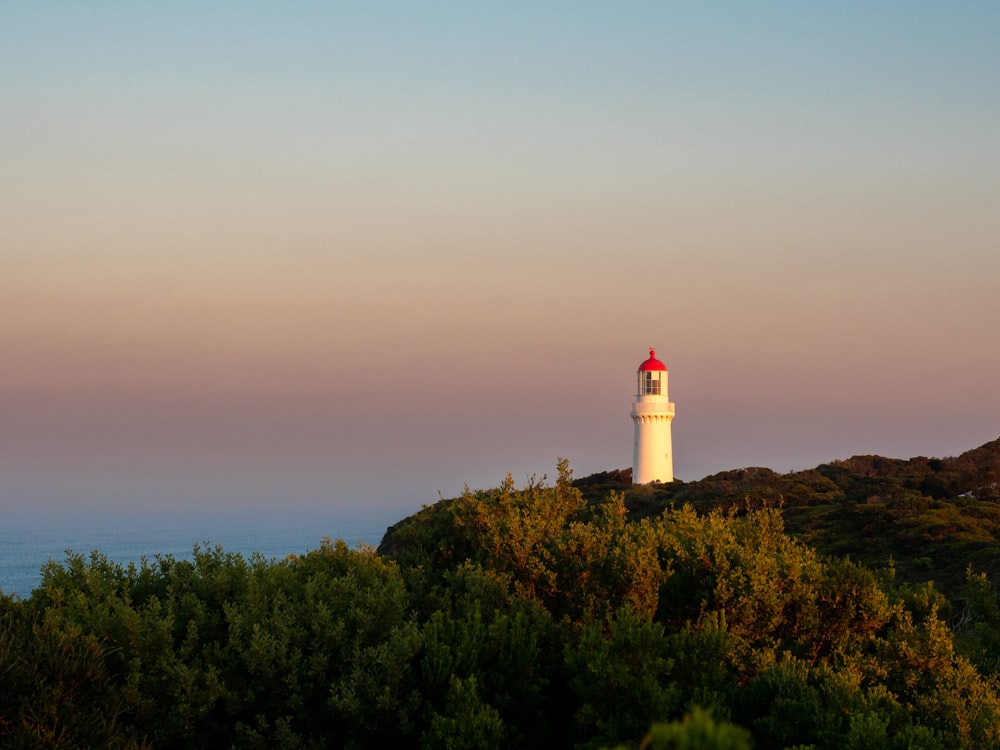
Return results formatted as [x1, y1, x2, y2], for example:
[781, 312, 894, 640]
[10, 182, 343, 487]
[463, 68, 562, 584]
[637, 348, 668, 397]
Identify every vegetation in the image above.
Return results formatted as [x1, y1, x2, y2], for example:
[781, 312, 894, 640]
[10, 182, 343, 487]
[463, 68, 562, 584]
[600, 438, 1000, 597]
[3, 441, 1000, 748]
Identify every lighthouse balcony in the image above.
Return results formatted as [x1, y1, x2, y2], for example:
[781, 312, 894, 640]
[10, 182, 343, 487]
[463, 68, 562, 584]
[630, 401, 675, 417]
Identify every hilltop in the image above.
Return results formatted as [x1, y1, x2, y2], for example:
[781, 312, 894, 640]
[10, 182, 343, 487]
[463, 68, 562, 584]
[383, 437, 1000, 601]
[567, 437, 1000, 598]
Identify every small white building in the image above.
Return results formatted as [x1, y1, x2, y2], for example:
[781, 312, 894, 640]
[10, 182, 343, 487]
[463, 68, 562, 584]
[631, 348, 676, 484]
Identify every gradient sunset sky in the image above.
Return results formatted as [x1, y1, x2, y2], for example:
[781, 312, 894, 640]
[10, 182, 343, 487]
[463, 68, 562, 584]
[3, 3, 999, 524]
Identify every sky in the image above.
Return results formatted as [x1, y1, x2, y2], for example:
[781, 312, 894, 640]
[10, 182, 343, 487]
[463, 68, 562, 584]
[3, 2, 1000, 526]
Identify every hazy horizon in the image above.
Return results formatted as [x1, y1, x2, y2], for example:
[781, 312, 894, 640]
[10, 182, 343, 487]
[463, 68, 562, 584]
[4, 3, 999, 524]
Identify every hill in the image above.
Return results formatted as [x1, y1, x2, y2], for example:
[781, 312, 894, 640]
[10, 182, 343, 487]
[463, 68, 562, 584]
[562, 437, 1000, 599]
[370, 452, 1000, 747]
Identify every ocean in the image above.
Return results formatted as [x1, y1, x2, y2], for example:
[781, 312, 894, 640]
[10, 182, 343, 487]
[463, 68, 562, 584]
[0, 508, 404, 599]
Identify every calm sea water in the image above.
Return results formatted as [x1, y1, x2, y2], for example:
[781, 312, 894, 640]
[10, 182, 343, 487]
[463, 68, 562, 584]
[0, 509, 404, 598]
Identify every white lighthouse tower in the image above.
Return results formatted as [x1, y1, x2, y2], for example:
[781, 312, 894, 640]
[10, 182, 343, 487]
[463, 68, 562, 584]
[631, 348, 675, 484]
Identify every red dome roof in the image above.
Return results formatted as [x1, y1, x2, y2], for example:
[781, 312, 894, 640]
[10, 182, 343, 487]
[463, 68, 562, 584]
[638, 348, 667, 372]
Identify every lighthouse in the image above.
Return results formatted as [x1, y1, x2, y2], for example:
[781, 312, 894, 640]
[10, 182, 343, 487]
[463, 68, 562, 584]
[631, 348, 675, 484]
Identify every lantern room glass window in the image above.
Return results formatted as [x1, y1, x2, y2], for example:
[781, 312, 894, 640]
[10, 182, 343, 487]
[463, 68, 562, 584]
[640, 371, 662, 395]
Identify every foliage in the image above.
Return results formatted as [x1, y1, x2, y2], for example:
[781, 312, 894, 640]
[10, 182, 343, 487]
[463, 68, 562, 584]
[953, 566, 1000, 675]
[12, 541, 423, 749]
[640, 707, 752, 750]
[619, 437, 1000, 599]
[566, 609, 677, 749]
[0, 595, 144, 749]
